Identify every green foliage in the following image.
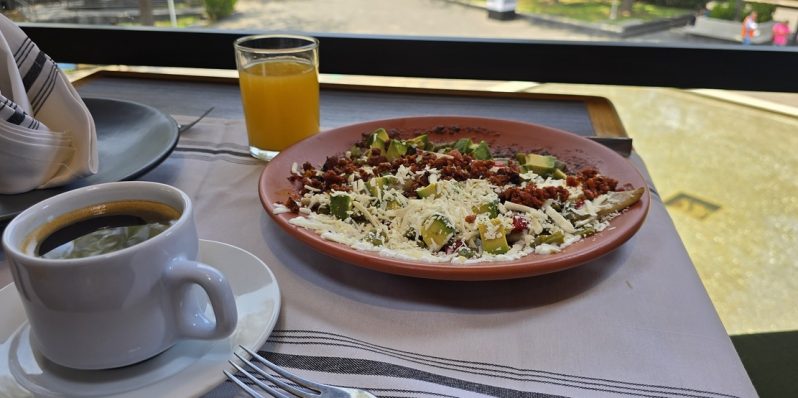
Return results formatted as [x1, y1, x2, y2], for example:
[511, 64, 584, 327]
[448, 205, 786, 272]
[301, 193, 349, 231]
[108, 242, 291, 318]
[204, 0, 236, 20]
[708, 0, 737, 20]
[749, 3, 776, 22]
[514, 0, 687, 23]
[639, 0, 706, 10]
[708, 0, 775, 22]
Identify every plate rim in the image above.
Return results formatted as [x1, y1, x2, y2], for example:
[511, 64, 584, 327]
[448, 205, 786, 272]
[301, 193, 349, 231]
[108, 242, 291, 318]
[0, 239, 280, 398]
[0, 97, 179, 222]
[83, 97, 180, 183]
[259, 115, 650, 281]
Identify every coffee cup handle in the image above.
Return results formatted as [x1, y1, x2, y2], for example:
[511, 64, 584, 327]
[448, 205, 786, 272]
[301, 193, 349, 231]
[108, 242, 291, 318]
[165, 259, 238, 339]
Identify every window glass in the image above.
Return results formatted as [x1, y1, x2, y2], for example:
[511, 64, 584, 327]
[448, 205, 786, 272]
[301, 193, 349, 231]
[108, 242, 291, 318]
[3, 0, 797, 48]
[529, 82, 798, 335]
[3, 0, 797, 336]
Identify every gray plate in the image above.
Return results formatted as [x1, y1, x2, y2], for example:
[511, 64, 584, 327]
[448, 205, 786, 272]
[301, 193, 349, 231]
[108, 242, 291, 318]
[0, 98, 179, 222]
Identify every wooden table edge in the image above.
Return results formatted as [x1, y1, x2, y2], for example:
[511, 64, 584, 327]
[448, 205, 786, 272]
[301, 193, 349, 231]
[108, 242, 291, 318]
[72, 69, 628, 138]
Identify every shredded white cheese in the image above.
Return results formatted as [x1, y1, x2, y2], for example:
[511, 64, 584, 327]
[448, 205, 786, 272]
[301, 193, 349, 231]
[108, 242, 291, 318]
[282, 134, 640, 264]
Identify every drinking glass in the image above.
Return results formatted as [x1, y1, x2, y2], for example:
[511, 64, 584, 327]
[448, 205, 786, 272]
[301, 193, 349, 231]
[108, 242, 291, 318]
[234, 34, 320, 160]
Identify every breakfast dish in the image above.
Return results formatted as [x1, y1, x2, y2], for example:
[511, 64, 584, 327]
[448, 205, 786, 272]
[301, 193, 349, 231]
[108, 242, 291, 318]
[276, 127, 643, 264]
[0, 240, 280, 398]
[260, 116, 649, 280]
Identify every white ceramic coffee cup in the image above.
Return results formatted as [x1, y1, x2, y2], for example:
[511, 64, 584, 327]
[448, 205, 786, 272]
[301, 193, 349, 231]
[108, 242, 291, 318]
[1, 181, 238, 370]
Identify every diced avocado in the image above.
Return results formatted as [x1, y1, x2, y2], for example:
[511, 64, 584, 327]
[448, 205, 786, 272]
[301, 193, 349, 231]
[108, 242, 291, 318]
[371, 128, 389, 142]
[534, 231, 565, 246]
[385, 199, 403, 210]
[523, 153, 558, 176]
[367, 179, 379, 197]
[478, 219, 510, 255]
[385, 139, 409, 161]
[366, 175, 402, 210]
[515, 152, 527, 163]
[453, 138, 472, 154]
[552, 169, 568, 180]
[415, 182, 438, 198]
[470, 141, 492, 160]
[315, 205, 330, 215]
[367, 176, 399, 196]
[457, 246, 476, 258]
[368, 128, 390, 151]
[366, 230, 387, 246]
[432, 142, 452, 153]
[369, 137, 386, 152]
[330, 194, 352, 220]
[420, 214, 455, 251]
[407, 134, 430, 150]
[472, 201, 500, 218]
[348, 145, 362, 158]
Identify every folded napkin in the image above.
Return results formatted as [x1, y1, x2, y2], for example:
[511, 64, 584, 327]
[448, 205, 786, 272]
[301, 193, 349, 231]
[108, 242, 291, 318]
[0, 14, 97, 194]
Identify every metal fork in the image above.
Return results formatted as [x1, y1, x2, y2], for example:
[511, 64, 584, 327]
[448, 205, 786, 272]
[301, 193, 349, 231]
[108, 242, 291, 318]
[224, 346, 378, 398]
[177, 106, 215, 134]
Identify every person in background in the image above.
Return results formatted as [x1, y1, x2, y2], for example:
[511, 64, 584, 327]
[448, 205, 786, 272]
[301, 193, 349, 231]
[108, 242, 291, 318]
[689, 5, 710, 26]
[741, 11, 759, 45]
[772, 20, 790, 46]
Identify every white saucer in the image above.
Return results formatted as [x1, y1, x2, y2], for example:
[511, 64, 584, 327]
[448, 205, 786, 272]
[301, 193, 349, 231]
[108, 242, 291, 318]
[0, 240, 281, 398]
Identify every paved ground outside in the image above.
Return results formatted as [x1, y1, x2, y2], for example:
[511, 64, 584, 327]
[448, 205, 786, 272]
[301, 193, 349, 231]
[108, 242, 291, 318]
[212, 0, 714, 43]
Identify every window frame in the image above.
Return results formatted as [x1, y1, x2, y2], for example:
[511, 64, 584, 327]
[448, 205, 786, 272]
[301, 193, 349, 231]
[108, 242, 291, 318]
[20, 23, 798, 92]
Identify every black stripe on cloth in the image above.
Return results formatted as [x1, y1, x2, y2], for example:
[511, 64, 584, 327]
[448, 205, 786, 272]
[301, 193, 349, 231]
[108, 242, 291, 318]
[14, 39, 34, 68]
[169, 151, 262, 166]
[13, 37, 31, 60]
[267, 330, 738, 398]
[261, 352, 566, 398]
[178, 139, 249, 152]
[174, 147, 253, 159]
[32, 58, 58, 112]
[1, 97, 17, 113]
[21, 51, 47, 92]
[1, 97, 29, 126]
[266, 339, 700, 398]
[31, 62, 58, 115]
[6, 108, 25, 125]
[361, 388, 460, 398]
[231, 372, 462, 398]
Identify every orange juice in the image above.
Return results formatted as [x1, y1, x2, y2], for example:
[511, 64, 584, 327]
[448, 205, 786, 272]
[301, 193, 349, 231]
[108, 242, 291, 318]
[238, 59, 319, 152]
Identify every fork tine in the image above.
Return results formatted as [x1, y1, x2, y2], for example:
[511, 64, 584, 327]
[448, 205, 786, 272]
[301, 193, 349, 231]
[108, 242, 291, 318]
[224, 369, 269, 398]
[230, 361, 291, 398]
[234, 353, 318, 398]
[241, 346, 325, 390]
[227, 361, 296, 398]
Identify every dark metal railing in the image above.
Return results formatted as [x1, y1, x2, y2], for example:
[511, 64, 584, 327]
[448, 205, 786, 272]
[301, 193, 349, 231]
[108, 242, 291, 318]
[19, 23, 798, 92]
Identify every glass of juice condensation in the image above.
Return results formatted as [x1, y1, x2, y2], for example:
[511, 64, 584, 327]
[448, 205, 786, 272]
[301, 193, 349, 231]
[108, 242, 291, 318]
[234, 34, 320, 160]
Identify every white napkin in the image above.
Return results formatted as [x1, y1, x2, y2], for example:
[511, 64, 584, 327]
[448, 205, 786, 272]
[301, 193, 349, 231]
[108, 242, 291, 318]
[0, 14, 97, 194]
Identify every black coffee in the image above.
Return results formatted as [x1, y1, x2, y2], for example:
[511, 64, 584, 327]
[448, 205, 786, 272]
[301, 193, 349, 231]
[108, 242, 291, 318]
[26, 200, 180, 259]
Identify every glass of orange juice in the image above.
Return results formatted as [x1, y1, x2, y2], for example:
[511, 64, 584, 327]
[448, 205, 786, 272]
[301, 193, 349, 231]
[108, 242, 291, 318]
[234, 34, 320, 160]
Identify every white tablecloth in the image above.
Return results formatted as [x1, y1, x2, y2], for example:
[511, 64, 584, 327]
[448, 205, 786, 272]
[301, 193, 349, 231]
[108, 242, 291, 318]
[0, 113, 757, 398]
[163, 118, 755, 398]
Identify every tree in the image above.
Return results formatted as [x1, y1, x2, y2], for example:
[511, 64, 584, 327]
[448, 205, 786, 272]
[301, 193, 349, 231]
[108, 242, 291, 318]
[139, 0, 154, 26]
[620, 0, 634, 16]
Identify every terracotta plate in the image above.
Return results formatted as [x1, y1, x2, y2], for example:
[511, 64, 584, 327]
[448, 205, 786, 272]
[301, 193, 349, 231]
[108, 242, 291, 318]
[259, 116, 649, 281]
